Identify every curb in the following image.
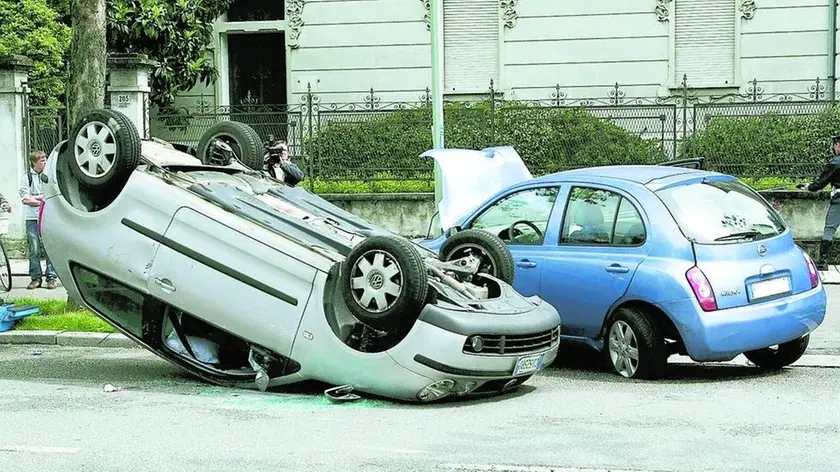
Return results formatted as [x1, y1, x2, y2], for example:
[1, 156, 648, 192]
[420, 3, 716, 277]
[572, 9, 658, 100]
[0, 330, 140, 349]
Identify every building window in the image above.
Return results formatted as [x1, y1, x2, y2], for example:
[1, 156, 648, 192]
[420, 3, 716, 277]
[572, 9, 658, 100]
[674, 0, 736, 88]
[444, 0, 500, 94]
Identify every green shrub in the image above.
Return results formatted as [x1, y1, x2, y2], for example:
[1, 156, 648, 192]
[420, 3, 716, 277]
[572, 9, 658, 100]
[680, 106, 840, 178]
[305, 101, 668, 181]
[738, 176, 809, 191]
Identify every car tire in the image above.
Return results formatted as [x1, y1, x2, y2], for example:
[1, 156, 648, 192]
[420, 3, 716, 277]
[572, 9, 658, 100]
[439, 229, 516, 285]
[67, 108, 141, 190]
[604, 307, 667, 380]
[196, 121, 263, 170]
[342, 235, 429, 331]
[743, 335, 809, 369]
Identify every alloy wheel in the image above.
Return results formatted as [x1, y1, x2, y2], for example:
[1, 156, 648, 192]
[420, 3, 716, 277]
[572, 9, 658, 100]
[349, 249, 403, 313]
[609, 320, 640, 377]
[74, 121, 117, 178]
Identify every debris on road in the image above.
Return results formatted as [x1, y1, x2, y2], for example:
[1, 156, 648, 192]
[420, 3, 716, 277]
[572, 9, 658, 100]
[325, 384, 362, 403]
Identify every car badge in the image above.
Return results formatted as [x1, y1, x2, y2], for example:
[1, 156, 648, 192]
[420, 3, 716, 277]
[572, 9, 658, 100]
[757, 244, 768, 257]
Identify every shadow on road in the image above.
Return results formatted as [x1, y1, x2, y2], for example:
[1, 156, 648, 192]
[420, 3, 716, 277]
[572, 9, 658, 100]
[0, 343, 795, 411]
[546, 343, 789, 384]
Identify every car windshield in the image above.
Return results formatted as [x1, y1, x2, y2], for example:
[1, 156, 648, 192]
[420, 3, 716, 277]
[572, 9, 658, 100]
[656, 179, 787, 244]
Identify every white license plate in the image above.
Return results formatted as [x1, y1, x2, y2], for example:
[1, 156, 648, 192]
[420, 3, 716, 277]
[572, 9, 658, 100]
[749, 276, 792, 301]
[512, 353, 545, 376]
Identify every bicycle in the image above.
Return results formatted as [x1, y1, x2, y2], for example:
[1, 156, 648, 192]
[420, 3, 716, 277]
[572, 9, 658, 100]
[0, 214, 12, 292]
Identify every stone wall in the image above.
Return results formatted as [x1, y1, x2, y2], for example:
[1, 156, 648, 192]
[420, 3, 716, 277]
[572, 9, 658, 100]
[324, 193, 439, 239]
[761, 190, 834, 240]
[324, 190, 839, 263]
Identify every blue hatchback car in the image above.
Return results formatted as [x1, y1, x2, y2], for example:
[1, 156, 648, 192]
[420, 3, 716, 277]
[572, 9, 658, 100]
[420, 147, 827, 379]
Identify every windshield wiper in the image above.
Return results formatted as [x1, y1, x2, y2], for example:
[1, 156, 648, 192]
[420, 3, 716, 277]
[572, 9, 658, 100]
[715, 230, 762, 242]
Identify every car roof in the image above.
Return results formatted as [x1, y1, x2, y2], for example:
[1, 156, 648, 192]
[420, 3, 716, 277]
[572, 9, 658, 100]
[528, 165, 725, 189]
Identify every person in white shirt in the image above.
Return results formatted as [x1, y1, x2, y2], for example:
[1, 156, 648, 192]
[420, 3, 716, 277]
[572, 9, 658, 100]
[19, 151, 57, 290]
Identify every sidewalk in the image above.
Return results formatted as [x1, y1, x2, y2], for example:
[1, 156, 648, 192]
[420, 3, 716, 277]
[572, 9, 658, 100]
[4, 259, 68, 300]
[819, 264, 840, 284]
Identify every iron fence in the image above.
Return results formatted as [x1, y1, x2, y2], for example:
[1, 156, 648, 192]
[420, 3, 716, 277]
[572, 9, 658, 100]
[687, 77, 836, 179]
[27, 106, 67, 156]
[28, 74, 840, 191]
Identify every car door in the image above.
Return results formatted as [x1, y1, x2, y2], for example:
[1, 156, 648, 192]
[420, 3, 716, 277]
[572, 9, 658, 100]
[145, 205, 319, 358]
[465, 185, 563, 296]
[540, 184, 650, 338]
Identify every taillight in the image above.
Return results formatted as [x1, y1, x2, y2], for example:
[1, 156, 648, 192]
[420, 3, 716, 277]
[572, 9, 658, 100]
[37, 200, 45, 236]
[803, 250, 819, 288]
[686, 266, 717, 311]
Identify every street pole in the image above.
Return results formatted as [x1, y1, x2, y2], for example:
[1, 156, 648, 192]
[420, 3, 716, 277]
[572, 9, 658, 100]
[430, 0, 445, 236]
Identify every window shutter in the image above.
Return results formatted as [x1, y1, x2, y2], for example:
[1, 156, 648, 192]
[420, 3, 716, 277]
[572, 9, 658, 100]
[443, 0, 499, 94]
[675, 0, 736, 87]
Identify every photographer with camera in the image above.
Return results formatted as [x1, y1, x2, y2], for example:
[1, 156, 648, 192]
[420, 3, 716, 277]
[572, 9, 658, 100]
[263, 135, 305, 187]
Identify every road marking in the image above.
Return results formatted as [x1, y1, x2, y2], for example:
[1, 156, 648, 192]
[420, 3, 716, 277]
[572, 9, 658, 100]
[358, 446, 430, 455]
[0, 445, 79, 454]
[670, 353, 840, 369]
[442, 464, 660, 472]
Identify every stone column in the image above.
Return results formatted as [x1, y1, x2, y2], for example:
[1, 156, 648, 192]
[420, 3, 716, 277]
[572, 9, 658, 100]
[106, 53, 158, 139]
[0, 55, 34, 239]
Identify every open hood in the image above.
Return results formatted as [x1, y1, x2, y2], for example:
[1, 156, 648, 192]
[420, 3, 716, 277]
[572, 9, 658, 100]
[421, 146, 533, 232]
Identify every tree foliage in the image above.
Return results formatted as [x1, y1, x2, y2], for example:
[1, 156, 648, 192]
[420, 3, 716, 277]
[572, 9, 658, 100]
[0, 0, 71, 108]
[106, 0, 234, 110]
[8, 0, 232, 110]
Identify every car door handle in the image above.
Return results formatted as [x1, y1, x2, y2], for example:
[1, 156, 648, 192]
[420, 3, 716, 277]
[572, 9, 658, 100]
[517, 260, 537, 268]
[154, 277, 176, 292]
[605, 264, 629, 274]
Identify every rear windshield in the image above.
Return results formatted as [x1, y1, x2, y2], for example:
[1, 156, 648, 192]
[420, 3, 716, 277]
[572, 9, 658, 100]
[656, 179, 787, 244]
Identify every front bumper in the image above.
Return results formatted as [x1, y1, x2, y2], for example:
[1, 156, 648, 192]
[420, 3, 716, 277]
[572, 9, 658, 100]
[385, 300, 562, 401]
[660, 285, 827, 362]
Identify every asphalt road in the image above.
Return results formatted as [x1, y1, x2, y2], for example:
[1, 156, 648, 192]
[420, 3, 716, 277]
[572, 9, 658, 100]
[0, 344, 838, 472]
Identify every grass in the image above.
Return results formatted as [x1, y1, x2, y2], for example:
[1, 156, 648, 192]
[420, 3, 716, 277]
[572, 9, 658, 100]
[6, 298, 116, 333]
[300, 174, 808, 195]
[301, 176, 435, 194]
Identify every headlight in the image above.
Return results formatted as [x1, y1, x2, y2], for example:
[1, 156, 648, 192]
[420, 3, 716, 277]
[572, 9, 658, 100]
[468, 336, 484, 352]
[417, 379, 455, 402]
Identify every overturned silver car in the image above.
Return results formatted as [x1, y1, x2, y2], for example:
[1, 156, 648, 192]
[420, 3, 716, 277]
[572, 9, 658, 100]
[38, 109, 561, 402]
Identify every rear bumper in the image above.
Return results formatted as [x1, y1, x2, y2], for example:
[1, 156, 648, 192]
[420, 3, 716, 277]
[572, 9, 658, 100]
[660, 286, 827, 362]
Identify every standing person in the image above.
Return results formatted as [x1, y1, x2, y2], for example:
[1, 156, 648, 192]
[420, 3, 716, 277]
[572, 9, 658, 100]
[264, 137, 304, 187]
[19, 150, 57, 289]
[798, 134, 840, 270]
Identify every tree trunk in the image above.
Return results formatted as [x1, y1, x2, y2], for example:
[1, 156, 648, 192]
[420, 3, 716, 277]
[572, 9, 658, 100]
[68, 0, 107, 126]
[67, 0, 106, 308]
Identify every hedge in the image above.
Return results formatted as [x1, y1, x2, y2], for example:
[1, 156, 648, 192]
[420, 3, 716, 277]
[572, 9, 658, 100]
[305, 102, 669, 181]
[680, 105, 840, 178]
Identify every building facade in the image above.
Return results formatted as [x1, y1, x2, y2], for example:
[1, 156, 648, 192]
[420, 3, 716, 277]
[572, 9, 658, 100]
[163, 0, 838, 111]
